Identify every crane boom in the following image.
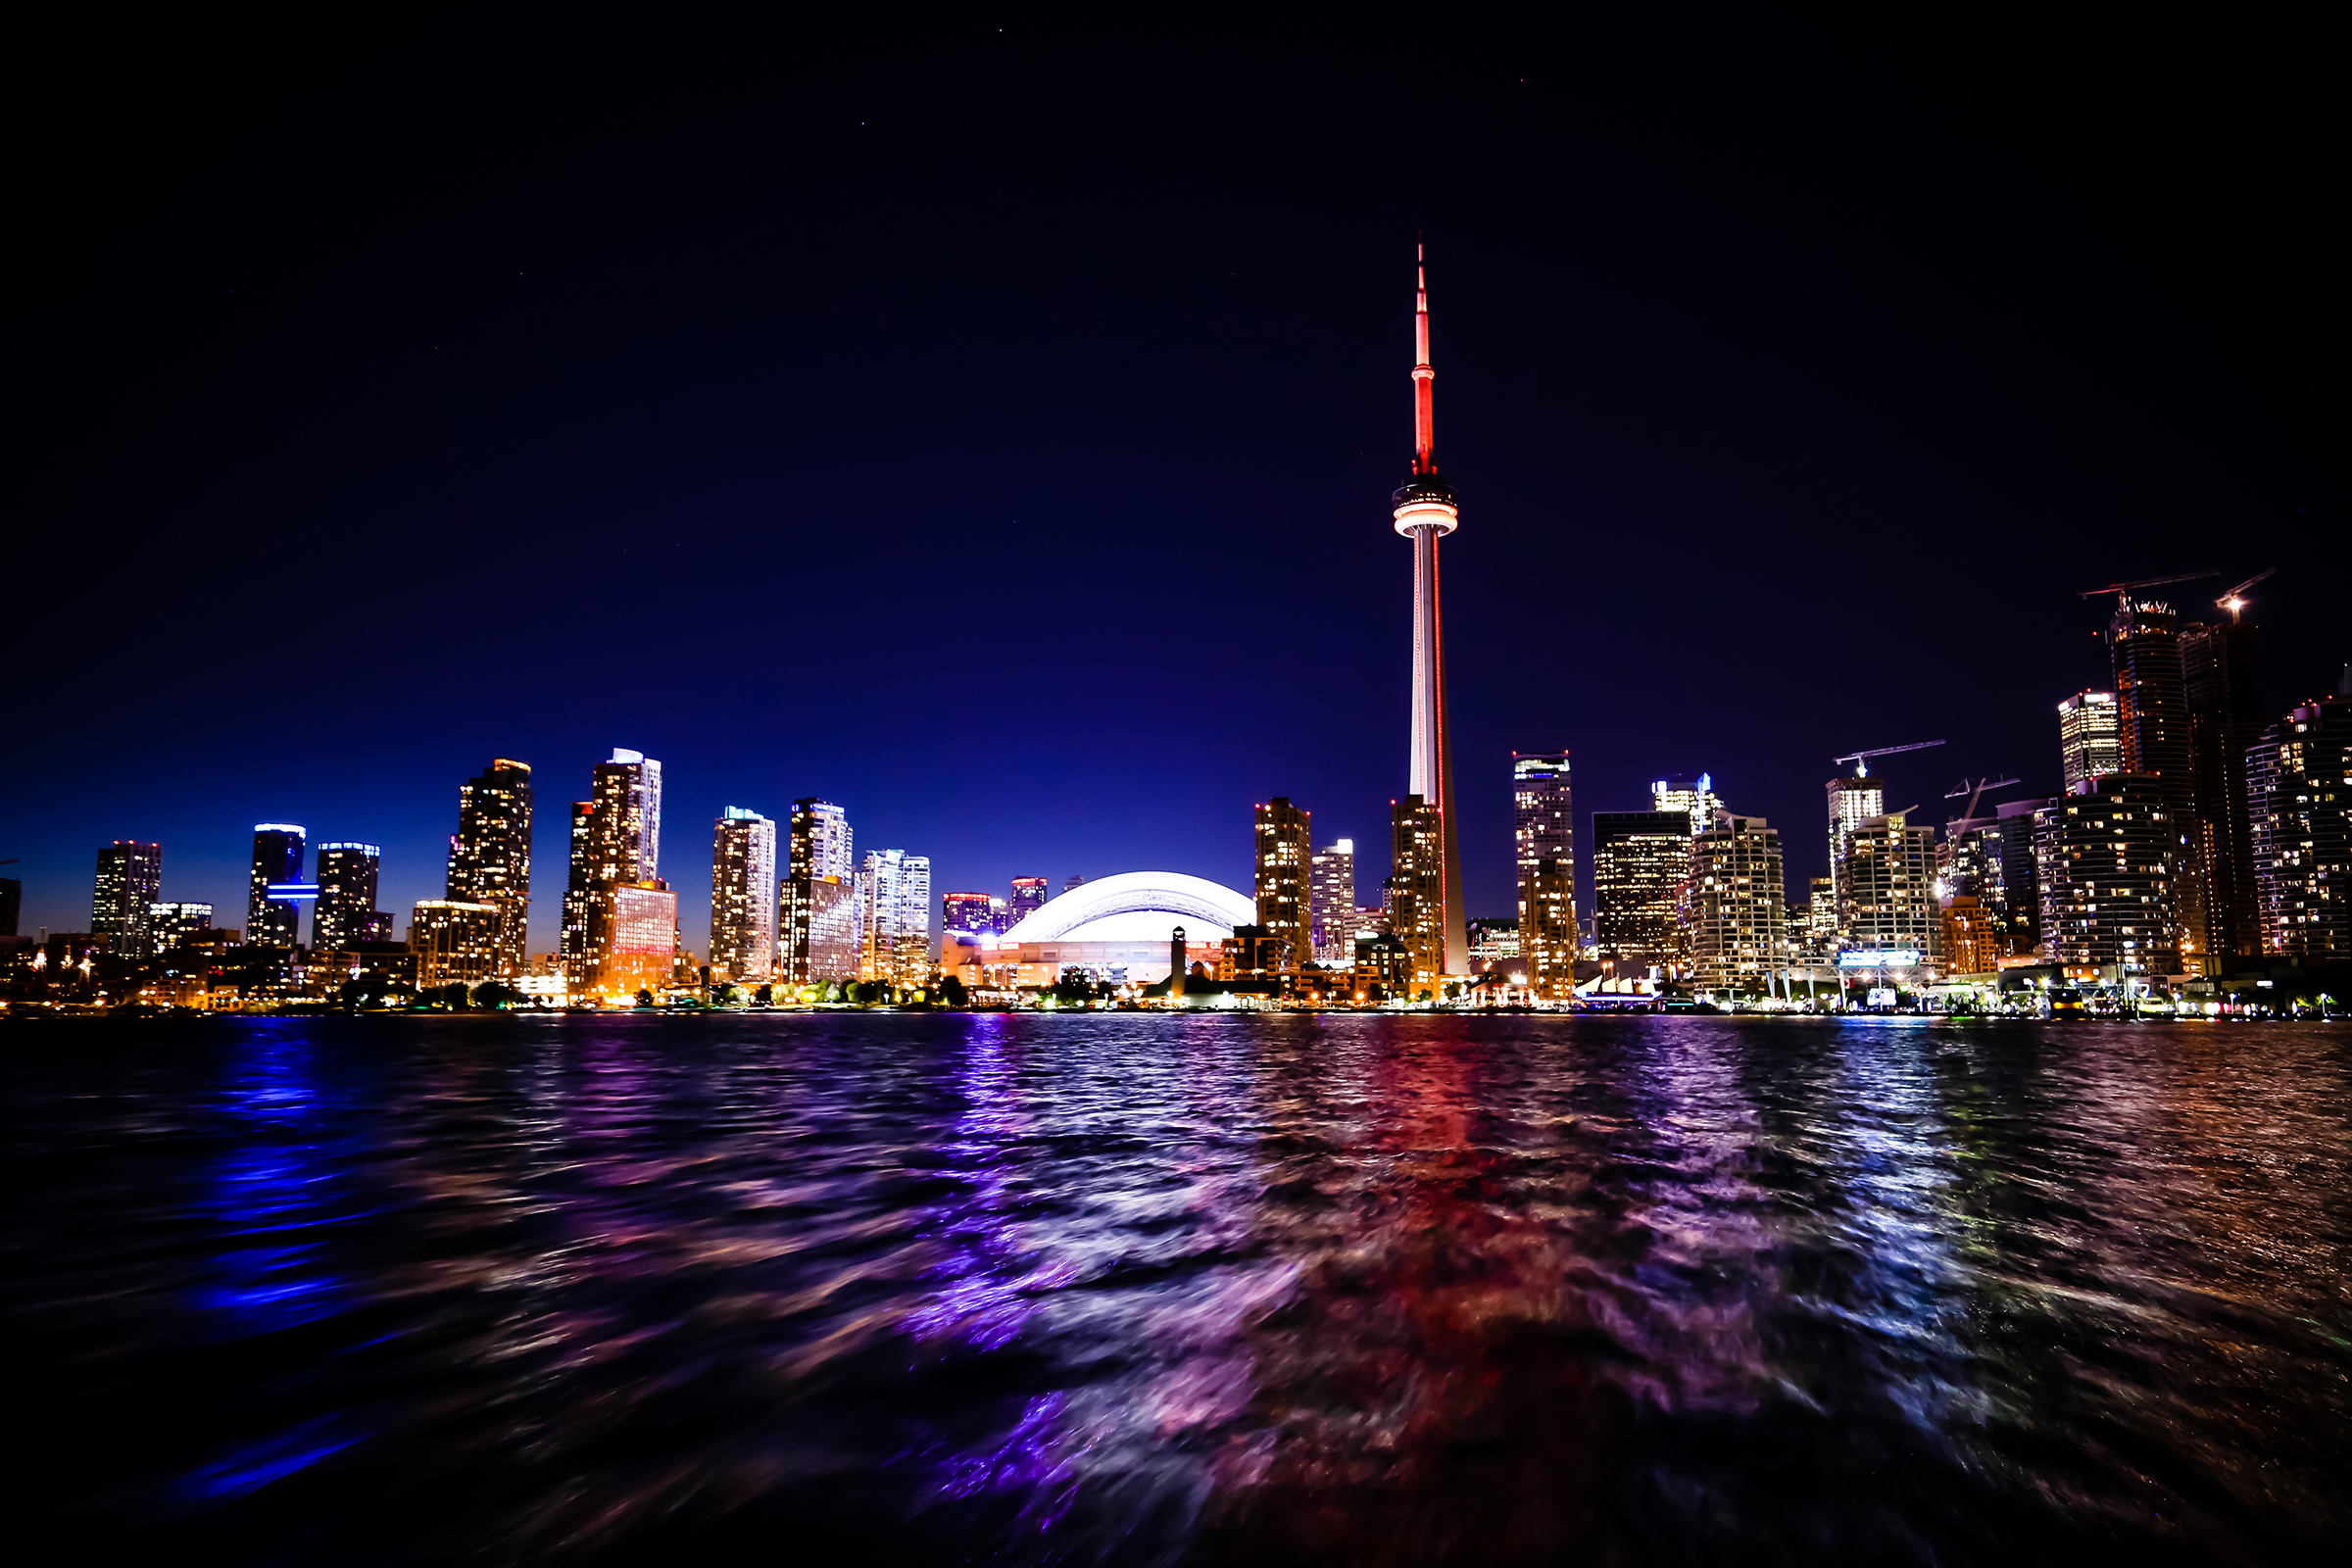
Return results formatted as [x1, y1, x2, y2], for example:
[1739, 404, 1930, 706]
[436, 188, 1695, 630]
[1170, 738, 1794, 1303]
[2218, 566, 2276, 622]
[1833, 739, 1944, 778]
[1942, 774, 2023, 823]
[2078, 569, 2217, 602]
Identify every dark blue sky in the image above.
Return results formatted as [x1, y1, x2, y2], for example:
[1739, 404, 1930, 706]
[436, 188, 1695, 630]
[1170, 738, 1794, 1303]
[5, 6, 2341, 952]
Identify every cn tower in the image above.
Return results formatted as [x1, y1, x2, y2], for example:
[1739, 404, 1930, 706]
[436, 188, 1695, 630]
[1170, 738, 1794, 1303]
[1393, 245, 1468, 975]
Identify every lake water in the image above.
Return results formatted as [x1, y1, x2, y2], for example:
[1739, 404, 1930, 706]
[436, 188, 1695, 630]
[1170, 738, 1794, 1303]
[6, 1012, 2349, 1564]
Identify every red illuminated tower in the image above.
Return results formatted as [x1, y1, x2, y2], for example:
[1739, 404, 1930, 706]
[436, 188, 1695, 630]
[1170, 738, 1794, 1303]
[1393, 246, 1468, 975]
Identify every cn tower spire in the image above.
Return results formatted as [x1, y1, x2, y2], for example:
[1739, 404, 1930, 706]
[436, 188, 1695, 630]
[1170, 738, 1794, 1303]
[1413, 240, 1435, 473]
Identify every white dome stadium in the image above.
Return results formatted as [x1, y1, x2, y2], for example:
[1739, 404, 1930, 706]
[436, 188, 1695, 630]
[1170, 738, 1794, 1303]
[999, 870, 1255, 945]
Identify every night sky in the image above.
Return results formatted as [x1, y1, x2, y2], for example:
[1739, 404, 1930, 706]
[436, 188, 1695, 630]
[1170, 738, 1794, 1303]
[6, 7, 2340, 953]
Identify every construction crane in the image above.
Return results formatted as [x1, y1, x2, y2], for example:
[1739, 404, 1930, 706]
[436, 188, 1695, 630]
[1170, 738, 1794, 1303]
[2078, 569, 2217, 609]
[2217, 567, 2276, 622]
[1943, 775, 2023, 823]
[1834, 740, 1944, 778]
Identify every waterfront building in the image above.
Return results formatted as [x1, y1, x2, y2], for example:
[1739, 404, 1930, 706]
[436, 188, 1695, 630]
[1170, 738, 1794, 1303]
[2109, 600, 2208, 970]
[150, 901, 213, 951]
[446, 759, 533, 977]
[1686, 810, 1787, 994]
[92, 840, 163, 956]
[2058, 691, 2122, 794]
[247, 824, 306, 948]
[1468, 916, 1522, 977]
[559, 749, 662, 990]
[1389, 794, 1446, 991]
[313, 843, 383, 953]
[2181, 617, 2268, 958]
[1997, 798, 2055, 955]
[942, 891, 995, 937]
[2034, 772, 2178, 972]
[1253, 797, 1313, 970]
[1824, 772, 1884, 945]
[410, 899, 503, 988]
[1354, 932, 1412, 998]
[1391, 246, 1467, 975]
[1938, 818, 2005, 907]
[974, 872, 1250, 988]
[1840, 811, 1940, 966]
[1592, 809, 1690, 973]
[599, 883, 679, 999]
[1011, 876, 1051, 924]
[709, 808, 778, 982]
[2245, 696, 2351, 963]
[1219, 925, 1281, 982]
[1513, 752, 1576, 999]
[1652, 774, 1720, 836]
[780, 798, 858, 987]
[1309, 839, 1356, 963]
[1941, 895, 2005, 976]
[858, 849, 931, 989]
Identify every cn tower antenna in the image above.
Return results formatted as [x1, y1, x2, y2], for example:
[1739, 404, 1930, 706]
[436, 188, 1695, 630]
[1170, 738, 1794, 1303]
[1413, 240, 1435, 473]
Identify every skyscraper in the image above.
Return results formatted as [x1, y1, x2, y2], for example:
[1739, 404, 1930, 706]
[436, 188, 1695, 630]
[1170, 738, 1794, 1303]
[1513, 753, 1576, 1000]
[781, 798, 858, 987]
[92, 840, 162, 956]
[559, 749, 663, 993]
[2034, 773, 2178, 972]
[1010, 876, 1051, 924]
[1388, 794, 1446, 992]
[1592, 809, 1690, 974]
[446, 759, 533, 978]
[1309, 839, 1356, 963]
[411, 900, 504, 988]
[1391, 246, 1467, 975]
[313, 843, 383, 952]
[1996, 797, 2055, 956]
[2245, 697, 2350, 964]
[2058, 691, 2122, 793]
[1253, 797, 1312, 971]
[1840, 810, 1940, 966]
[247, 824, 306, 948]
[1652, 775, 1720, 836]
[858, 849, 931, 989]
[1686, 810, 1786, 994]
[2109, 600, 2207, 970]
[2180, 617, 2267, 958]
[150, 902, 214, 951]
[1824, 772, 1884, 944]
[942, 891, 995, 937]
[710, 808, 778, 982]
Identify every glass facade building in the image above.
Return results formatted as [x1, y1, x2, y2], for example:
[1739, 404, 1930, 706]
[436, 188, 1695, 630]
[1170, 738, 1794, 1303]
[2109, 602, 2207, 970]
[247, 824, 306, 948]
[2058, 690, 2122, 794]
[561, 749, 662, 988]
[1513, 753, 1576, 1000]
[1253, 797, 1312, 971]
[446, 759, 533, 978]
[1592, 809, 1690, 973]
[709, 808, 777, 982]
[2245, 697, 2350, 963]
[781, 799, 858, 986]
[92, 840, 163, 955]
[313, 842, 383, 953]
[1309, 839, 1356, 963]
[2180, 620, 2267, 959]
[2034, 772, 2178, 972]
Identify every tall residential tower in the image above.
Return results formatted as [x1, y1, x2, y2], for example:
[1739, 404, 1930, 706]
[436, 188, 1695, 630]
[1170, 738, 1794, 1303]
[1512, 753, 1576, 1000]
[446, 759, 534, 977]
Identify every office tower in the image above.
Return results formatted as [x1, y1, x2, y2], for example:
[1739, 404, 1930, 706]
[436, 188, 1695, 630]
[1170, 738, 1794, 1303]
[1388, 795, 1446, 991]
[1686, 810, 1787, 993]
[2181, 618, 2267, 958]
[150, 902, 214, 951]
[1840, 810, 1940, 965]
[2034, 773, 2178, 972]
[1513, 753, 1576, 1000]
[312, 843, 382, 952]
[1253, 797, 1312, 970]
[942, 891, 995, 936]
[1391, 246, 1468, 976]
[561, 802, 596, 972]
[410, 900, 504, 987]
[1996, 798, 2054, 955]
[1651, 774, 1720, 836]
[92, 841, 163, 955]
[988, 896, 1010, 934]
[858, 849, 931, 988]
[2058, 691, 2122, 793]
[1309, 839, 1356, 963]
[2245, 697, 2351, 963]
[1824, 772, 1884, 943]
[558, 749, 663, 992]
[2109, 600, 2207, 970]
[709, 808, 777, 982]
[1800, 874, 1838, 960]
[247, 824, 307, 948]
[446, 759, 533, 978]
[780, 798, 858, 986]
[1938, 818, 2007, 909]
[1941, 896, 2005, 977]
[1010, 876, 1051, 923]
[1592, 809, 1690, 973]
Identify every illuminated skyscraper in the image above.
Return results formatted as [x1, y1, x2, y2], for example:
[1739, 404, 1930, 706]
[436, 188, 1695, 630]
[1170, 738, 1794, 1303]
[1391, 247, 1467, 975]
[858, 849, 931, 988]
[2034, 773, 2178, 972]
[1824, 773, 1885, 943]
[446, 759, 533, 977]
[313, 843, 383, 952]
[411, 900, 503, 988]
[1840, 810, 1941, 966]
[150, 902, 213, 950]
[1686, 810, 1786, 994]
[1997, 797, 2055, 955]
[92, 840, 162, 956]
[1309, 839, 1356, 963]
[2180, 617, 2267, 958]
[247, 824, 306, 948]
[2245, 697, 2350, 963]
[1651, 774, 1719, 835]
[710, 808, 777, 982]
[1010, 876, 1051, 923]
[1388, 794, 1446, 992]
[781, 798, 858, 987]
[1592, 809, 1690, 973]
[2109, 600, 2207, 970]
[942, 891, 995, 937]
[559, 748, 662, 991]
[2058, 691, 2121, 793]
[1513, 753, 1576, 1000]
[1253, 797, 1312, 970]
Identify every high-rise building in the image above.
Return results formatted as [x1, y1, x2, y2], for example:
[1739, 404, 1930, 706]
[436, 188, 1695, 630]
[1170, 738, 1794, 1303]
[781, 799, 858, 987]
[2245, 697, 2350, 963]
[247, 824, 307, 948]
[2180, 618, 2267, 959]
[1010, 876, 1051, 924]
[313, 843, 383, 953]
[1997, 797, 2055, 956]
[942, 891, 996, 937]
[411, 900, 504, 988]
[559, 749, 663, 992]
[1391, 246, 1467, 976]
[92, 841, 163, 956]
[1825, 773, 1884, 944]
[446, 759, 533, 978]
[2108, 600, 2207, 971]
[1840, 810, 1940, 966]
[709, 808, 777, 982]
[858, 849, 930, 988]
[1388, 794, 1446, 992]
[1253, 797, 1312, 971]
[1686, 810, 1786, 994]
[1799, 874, 1838, 961]
[2058, 691, 2122, 794]
[150, 902, 214, 950]
[2034, 773, 2178, 972]
[1592, 809, 1690, 973]
[1512, 753, 1576, 1000]
[1651, 774, 1719, 836]
[1938, 818, 2007, 909]
[1309, 839, 1356, 963]
[1941, 895, 2005, 977]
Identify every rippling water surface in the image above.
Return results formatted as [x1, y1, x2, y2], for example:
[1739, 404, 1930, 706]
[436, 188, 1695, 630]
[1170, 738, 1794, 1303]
[7, 1013, 2350, 1564]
